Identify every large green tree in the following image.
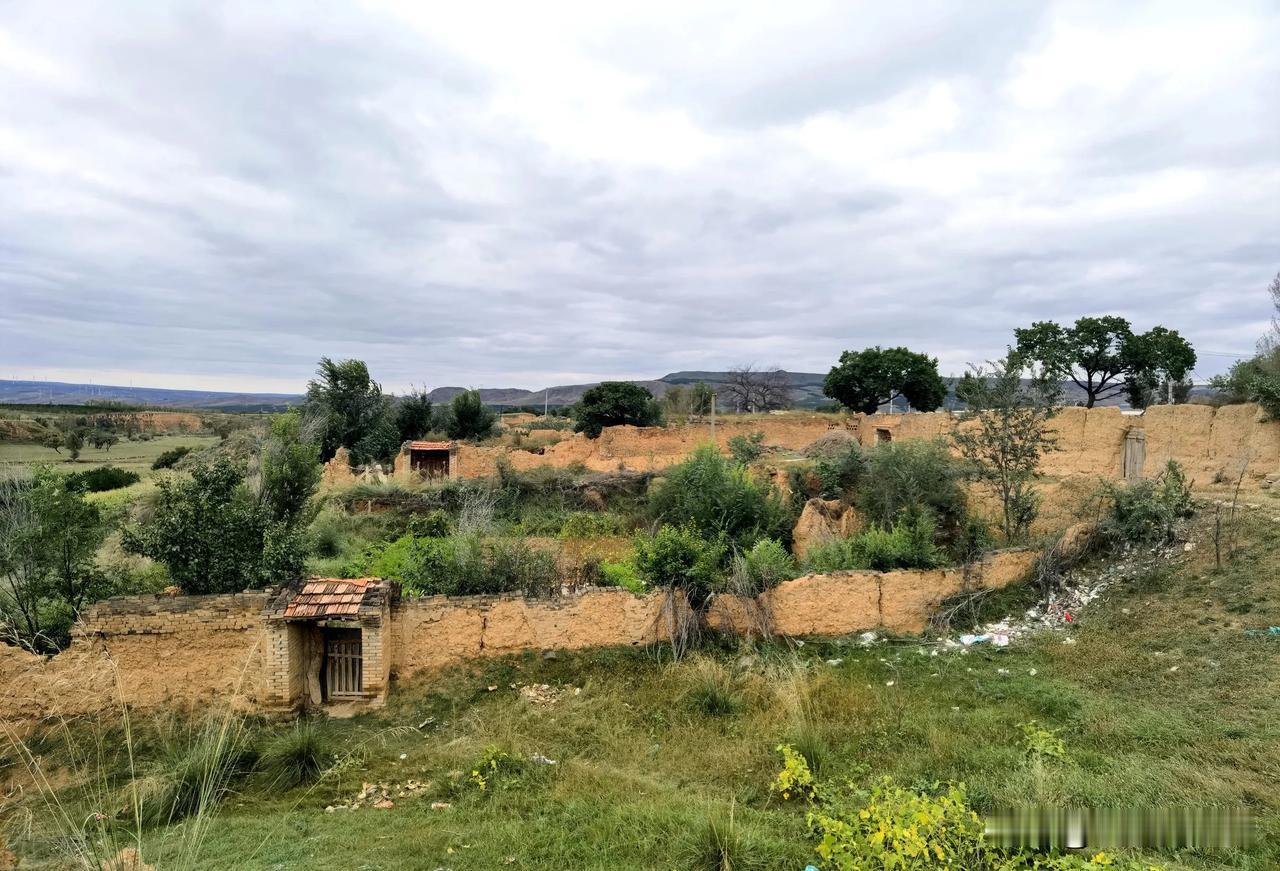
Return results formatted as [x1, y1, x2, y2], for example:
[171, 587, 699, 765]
[304, 357, 396, 463]
[123, 458, 308, 595]
[1013, 316, 1196, 408]
[823, 346, 947, 414]
[394, 388, 435, 443]
[573, 382, 662, 438]
[1210, 272, 1280, 418]
[444, 390, 497, 440]
[0, 467, 108, 651]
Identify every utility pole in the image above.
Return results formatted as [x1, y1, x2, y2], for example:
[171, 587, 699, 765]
[544, 387, 549, 419]
[710, 392, 716, 441]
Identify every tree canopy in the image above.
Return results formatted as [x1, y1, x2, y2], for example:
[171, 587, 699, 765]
[444, 390, 496, 440]
[573, 382, 661, 438]
[823, 346, 947, 414]
[1012, 316, 1195, 408]
[304, 357, 396, 463]
[394, 388, 435, 443]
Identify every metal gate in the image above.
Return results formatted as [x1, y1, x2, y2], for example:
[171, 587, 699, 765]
[325, 630, 363, 699]
[1123, 429, 1146, 481]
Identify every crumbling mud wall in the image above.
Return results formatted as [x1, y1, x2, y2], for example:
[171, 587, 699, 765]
[706, 548, 1037, 636]
[0, 592, 271, 727]
[439, 404, 1278, 490]
[390, 588, 667, 676]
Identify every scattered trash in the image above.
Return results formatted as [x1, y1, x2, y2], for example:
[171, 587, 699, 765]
[885, 680, 895, 686]
[1169, 665, 1180, 672]
[518, 683, 579, 705]
[997, 668, 1010, 675]
[825, 658, 844, 666]
[991, 634, 1009, 647]
[1244, 626, 1280, 638]
[487, 685, 498, 692]
[857, 631, 878, 646]
[530, 753, 558, 766]
[398, 753, 407, 760]
[1028, 669, 1037, 676]
[327, 780, 429, 812]
[431, 801, 451, 811]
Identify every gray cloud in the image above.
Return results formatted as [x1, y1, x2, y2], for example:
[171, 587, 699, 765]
[0, 0, 1277, 394]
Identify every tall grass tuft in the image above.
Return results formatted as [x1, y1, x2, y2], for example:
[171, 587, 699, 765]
[685, 802, 764, 871]
[256, 719, 333, 790]
[131, 716, 255, 829]
[684, 659, 743, 717]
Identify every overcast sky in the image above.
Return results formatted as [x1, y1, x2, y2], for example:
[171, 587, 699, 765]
[1, 1, 1276, 394]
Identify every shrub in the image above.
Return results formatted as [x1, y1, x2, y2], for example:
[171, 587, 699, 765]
[803, 511, 941, 573]
[151, 445, 193, 470]
[632, 525, 726, 608]
[400, 534, 559, 597]
[558, 511, 623, 539]
[1099, 460, 1194, 547]
[855, 439, 967, 536]
[648, 445, 793, 548]
[598, 559, 646, 594]
[465, 746, 531, 793]
[1019, 720, 1066, 761]
[727, 431, 766, 464]
[771, 743, 818, 803]
[725, 539, 796, 597]
[809, 778, 988, 870]
[407, 508, 452, 538]
[65, 465, 140, 493]
[812, 442, 866, 500]
[257, 720, 333, 790]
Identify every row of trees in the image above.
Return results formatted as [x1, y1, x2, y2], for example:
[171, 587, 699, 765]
[1210, 272, 1280, 419]
[822, 315, 1198, 413]
[304, 358, 497, 464]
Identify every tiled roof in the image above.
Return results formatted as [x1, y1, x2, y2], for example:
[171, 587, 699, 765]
[282, 578, 378, 619]
[408, 440, 455, 451]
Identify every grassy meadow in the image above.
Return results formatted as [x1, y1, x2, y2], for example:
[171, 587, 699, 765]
[6, 509, 1276, 870]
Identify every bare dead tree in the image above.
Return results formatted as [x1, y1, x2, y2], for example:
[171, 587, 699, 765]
[723, 364, 792, 414]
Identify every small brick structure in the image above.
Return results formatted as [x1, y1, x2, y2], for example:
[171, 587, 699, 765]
[262, 578, 398, 713]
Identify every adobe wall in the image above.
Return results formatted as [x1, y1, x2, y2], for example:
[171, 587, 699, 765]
[443, 404, 1277, 490]
[706, 547, 1037, 636]
[0, 548, 1038, 724]
[0, 592, 271, 727]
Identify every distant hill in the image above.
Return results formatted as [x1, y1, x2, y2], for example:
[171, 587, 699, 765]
[0, 380, 301, 412]
[1, 374, 1211, 414]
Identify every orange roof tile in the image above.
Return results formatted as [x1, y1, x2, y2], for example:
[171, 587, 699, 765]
[408, 440, 454, 451]
[283, 577, 379, 619]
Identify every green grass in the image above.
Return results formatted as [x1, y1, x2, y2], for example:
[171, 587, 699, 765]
[0, 434, 219, 476]
[11, 511, 1280, 869]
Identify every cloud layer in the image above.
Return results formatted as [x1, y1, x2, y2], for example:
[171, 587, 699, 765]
[2, 1, 1277, 393]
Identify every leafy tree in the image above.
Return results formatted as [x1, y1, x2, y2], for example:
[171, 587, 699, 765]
[573, 382, 662, 438]
[40, 432, 62, 454]
[123, 458, 306, 594]
[88, 431, 119, 451]
[62, 428, 85, 461]
[1012, 316, 1195, 408]
[1210, 272, 1280, 418]
[823, 347, 947, 414]
[648, 444, 793, 548]
[0, 467, 108, 651]
[152, 445, 193, 470]
[632, 524, 726, 610]
[856, 440, 968, 537]
[304, 357, 395, 463]
[952, 357, 1061, 542]
[395, 388, 435, 442]
[258, 411, 322, 526]
[688, 381, 714, 415]
[445, 390, 496, 440]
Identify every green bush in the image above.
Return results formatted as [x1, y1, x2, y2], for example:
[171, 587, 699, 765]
[648, 445, 793, 548]
[400, 534, 559, 597]
[855, 439, 967, 535]
[407, 508, 452, 538]
[64, 465, 140, 493]
[632, 524, 726, 608]
[803, 511, 941, 572]
[810, 778, 988, 870]
[151, 445, 193, 470]
[257, 720, 333, 790]
[727, 431, 766, 464]
[1099, 460, 1194, 547]
[558, 511, 623, 539]
[726, 538, 796, 597]
[812, 442, 866, 499]
[598, 559, 646, 594]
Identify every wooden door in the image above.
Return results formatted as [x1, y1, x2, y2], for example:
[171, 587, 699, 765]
[324, 629, 363, 699]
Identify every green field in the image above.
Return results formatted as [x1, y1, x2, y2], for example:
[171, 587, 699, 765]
[8, 509, 1277, 870]
[0, 434, 220, 476]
